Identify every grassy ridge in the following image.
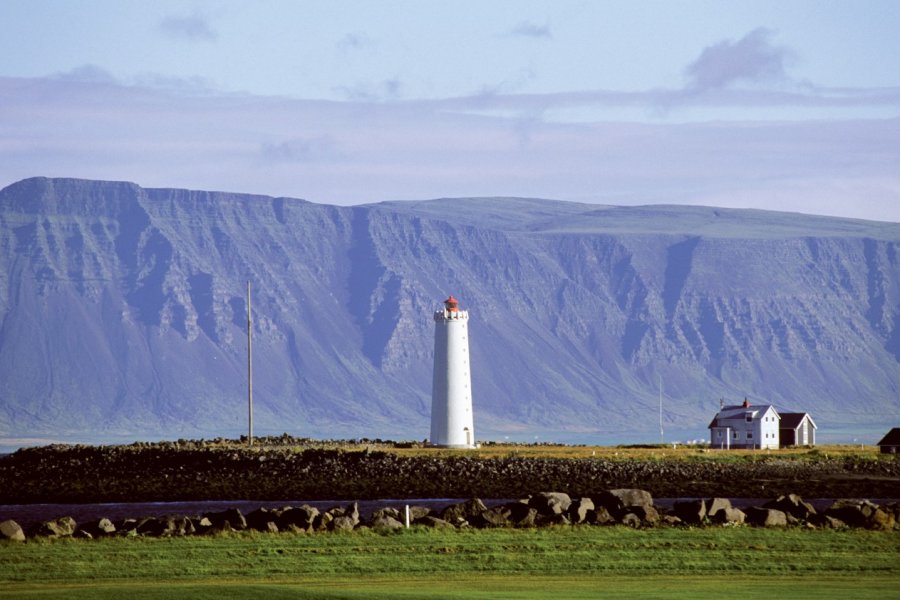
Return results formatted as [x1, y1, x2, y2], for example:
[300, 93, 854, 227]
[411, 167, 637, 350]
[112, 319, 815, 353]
[2, 527, 898, 598]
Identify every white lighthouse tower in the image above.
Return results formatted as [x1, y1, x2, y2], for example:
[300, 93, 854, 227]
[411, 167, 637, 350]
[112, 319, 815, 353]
[430, 295, 475, 448]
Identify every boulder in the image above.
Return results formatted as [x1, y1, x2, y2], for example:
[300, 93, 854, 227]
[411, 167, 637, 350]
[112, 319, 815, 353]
[34, 516, 77, 538]
[440, 498, 488, 526]
[313, 512, 334, 531]
[627, 505, 660, 525]
[673, 499, 706, 524]
[528, 492, 572, 516]
[764, 494, 816, 520]
[503, 503, 538, 527]
[0, 519, 25, 542]
[744, 507, 788, 527]
[597, 489, 654, 519]
[826, 499, 880, 528]
[585, 506, 616, 525]
[568, 498, 595, 524]
[205, 508, 247, 531]
[371, 507, 401, 522]
[705, 498, 732, 520]
[371, 515, 404, 529]
[331, 515, 357, 531]
[620, 512, 642, 527]
[711, 507, 746, 525]
[408, 506, 431, 521]
[79, 517, 116, 538]
[246, 508, 279, 532]
[473, 506, 510, 528]
[277, 505, 318, 532]
[137, 515, 195, 537]
[415, 516, 454, 529]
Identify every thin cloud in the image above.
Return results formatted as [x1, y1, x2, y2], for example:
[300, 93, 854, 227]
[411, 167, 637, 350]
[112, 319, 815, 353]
[335, 78, 403, 102]
[508, 20, 552, 39]
[52, 64, 119, 85]
[337, 32, 373, 52]
[159, 12, 217, 42]
[259, 136, 340, 164]
[685, 27, 791, 91]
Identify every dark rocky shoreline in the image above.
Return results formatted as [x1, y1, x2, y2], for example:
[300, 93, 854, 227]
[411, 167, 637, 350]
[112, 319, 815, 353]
[1, 441, 898, 505]
[2, 441, 899, 542]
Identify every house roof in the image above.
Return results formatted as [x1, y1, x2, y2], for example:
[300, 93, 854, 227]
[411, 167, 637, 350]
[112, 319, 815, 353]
[876, 428, 900, 446]
[779, 412, 817, 430]
[708, 404, 779, 428]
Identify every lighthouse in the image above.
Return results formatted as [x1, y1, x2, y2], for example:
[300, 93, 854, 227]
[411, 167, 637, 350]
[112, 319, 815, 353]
[430, 295, 475, 448]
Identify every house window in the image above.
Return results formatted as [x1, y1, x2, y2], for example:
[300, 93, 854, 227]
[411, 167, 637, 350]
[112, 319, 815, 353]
[747, 433, 753, 439]
[746, 415, 753, 423]
[733, 431, 739, 439]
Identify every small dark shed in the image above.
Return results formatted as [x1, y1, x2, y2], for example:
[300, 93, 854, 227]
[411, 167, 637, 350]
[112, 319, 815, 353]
[876, 428, 900, 454]
[779, 413, 816, 447]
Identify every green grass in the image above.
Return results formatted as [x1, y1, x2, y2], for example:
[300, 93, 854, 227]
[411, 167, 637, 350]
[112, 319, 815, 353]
[2, 526, 898, 599]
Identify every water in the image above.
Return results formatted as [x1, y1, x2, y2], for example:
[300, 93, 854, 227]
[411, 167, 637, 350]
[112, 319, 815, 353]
[0, 498, 507, 530]
[3, 497, 887, 531]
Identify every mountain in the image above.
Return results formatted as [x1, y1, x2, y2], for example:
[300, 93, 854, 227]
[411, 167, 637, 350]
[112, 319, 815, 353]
[1, 177, 898, 444]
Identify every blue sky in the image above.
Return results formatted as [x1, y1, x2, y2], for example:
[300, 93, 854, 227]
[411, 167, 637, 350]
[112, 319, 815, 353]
[2, 1, 899, 221]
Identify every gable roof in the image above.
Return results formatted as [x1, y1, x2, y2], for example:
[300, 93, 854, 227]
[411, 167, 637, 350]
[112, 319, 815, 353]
[709, 404, 779, 428]
[779, 412, 816, 430]
[876, 428, 900, 446]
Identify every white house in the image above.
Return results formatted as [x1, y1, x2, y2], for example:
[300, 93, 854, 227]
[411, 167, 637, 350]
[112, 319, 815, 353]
[709, 399, 780, 450]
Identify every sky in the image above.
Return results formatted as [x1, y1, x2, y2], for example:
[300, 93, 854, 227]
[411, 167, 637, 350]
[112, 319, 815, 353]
[2, 1, 899, 222]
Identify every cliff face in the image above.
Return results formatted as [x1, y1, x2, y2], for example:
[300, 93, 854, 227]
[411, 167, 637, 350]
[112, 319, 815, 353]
[1, 177, 898, 442]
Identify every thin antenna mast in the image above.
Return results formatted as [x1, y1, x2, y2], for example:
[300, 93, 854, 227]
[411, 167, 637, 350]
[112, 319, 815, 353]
[658, 375, 664, 444]
[247, 280, 254, 447]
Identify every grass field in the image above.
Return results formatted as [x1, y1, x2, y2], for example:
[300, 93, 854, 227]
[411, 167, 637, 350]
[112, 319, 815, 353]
[2, 526, 897, 599]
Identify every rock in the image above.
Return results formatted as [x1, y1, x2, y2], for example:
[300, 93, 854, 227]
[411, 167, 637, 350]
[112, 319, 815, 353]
[371, 507, 401, 521]
[826, 499, 880, 528]
[408, 506, 431, 521]
[74, 529, 94, 540]
[0, 519, 25, 542]
[706, 498, 732, 520]
[331, 515, 357, 531]
[870, 508, 895, 530]
[585, 506, 616, 525]
[34, 516, 77, 538]
[440, 498, 488, 526]
[662, 515, 682, 526]
[314, 512, 334, 531]
[137, 515, 195, 537]
[620, 512, 642, 527]
[597, 489, 654, 519]
[205, 508, 247, 531]
[711, 507, 746, 525]
[79, 517, 116, 538]
[117, 518, 139, 534]
[480, 506, 513, 528]
[673, 499, 707, 524]
[277, 505, 318, 532]
[628, 505, 660, 525]
[246, 508, 279, 532]
[568, 498, 594, 524]
[192, 516, 213, 534]
[744, 507, 788, 527]
[528, 492, 572, 516]
[416, 516, 454, 529]
[764, 494, 816, 520]
[503, 503, 538, 527]
[371, 515, 404, 529]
